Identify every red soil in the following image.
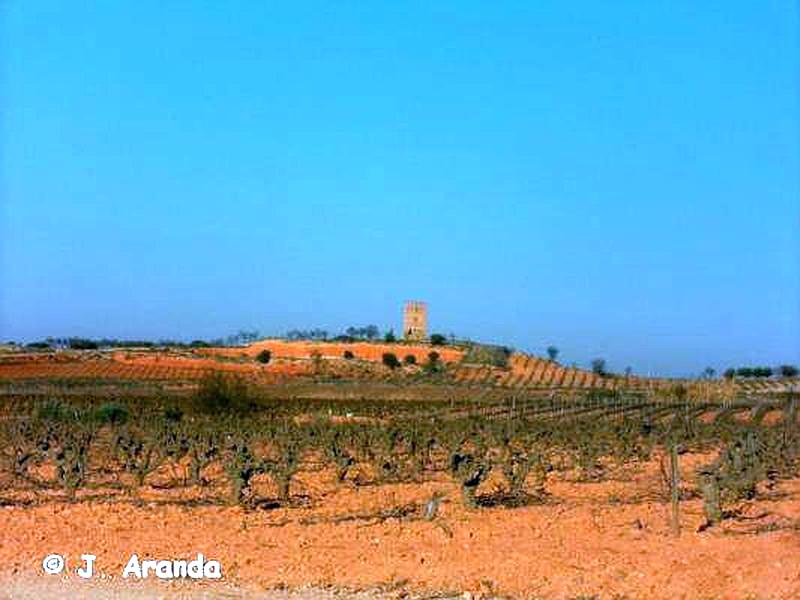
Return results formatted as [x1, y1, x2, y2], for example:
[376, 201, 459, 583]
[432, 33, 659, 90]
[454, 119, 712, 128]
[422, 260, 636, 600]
[2, 344, 798, 394]
[1, 457, 799, 599]
[198, 339, 463, 364]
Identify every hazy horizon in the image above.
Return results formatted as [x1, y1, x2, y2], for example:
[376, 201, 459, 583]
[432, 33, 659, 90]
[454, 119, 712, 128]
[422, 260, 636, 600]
[1, 2, 798, 378]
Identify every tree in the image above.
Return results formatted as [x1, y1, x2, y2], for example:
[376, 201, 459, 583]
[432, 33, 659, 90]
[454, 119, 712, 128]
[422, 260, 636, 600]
[591, 358, 607, 376]
[343, 350, 354, 360]
[365, 325, 379, 340]
[382, 352, 400, 369]
[546, 346, 559, 362]
[384, 329, 396, 343]
[424, 351, 442, 374]
[69, 338, 99, 350]
[778, 364, 799, 378]
[703, 367, 716, 380]
[624, 366, 633, 377]
[723, 368, 736, 380]
[255, 350, 271, 364]
[430, 333, 446, 346]
[403, 354, 417, 365]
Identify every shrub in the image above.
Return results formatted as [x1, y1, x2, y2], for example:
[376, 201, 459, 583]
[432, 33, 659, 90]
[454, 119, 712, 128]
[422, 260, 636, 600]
[343, 350, 355, 360]
[382, 352, 400, 369]
[195, 373, 254, 415]
[164, 405, 184, 422]
[462, 343, 511, 368]
[36, 400, 74, 422]
[403, 354, 417, 365]
[430, 333, 446, 346]
[255, 349, 272, 364]
[93, 402, 129, 425]
[779, 364, 799, 378]
[546, 346, 559, 361]
[384, 330, 396, 343]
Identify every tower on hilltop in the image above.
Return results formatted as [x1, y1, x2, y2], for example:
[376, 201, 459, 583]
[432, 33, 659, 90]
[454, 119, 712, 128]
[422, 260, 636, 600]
[403, 301, 428, 341]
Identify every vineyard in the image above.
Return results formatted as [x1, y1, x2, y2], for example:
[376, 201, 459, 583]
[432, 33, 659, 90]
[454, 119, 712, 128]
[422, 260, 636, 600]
[2, 347, 800, 598]
[2, 383, 798, 529]
[1, 344, 797, 395]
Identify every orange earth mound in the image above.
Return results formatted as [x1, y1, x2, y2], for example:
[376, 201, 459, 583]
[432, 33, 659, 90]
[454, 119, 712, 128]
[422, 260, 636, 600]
[1, 456, 799, 599]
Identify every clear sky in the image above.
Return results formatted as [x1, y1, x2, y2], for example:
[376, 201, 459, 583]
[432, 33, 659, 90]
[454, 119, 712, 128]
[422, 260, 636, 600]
[1, 2, 797, 376]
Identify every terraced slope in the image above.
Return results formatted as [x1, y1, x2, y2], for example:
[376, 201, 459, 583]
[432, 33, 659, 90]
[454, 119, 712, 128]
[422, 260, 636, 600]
[1, 344, 797, 394]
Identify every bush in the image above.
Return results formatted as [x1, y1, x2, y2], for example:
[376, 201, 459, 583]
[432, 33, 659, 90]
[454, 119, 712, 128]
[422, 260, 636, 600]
[403, 354, 417, 365]
[196, 373, 254, 415]
[382, 352, 401, 369]
[255, 349, 272, 364]
[779, 365, 799, 378]
[343, 350, 355, 360]
[93, 402, 129, 425]
[462, 343, 511, 368]
[430, 333, 446, 346]
[36, 400, 75, 421]
[164, 405, 184, 422]
[384, 330, 396, 343]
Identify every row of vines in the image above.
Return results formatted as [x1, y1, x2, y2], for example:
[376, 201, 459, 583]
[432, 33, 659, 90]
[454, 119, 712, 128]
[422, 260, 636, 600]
[1, 386, 798, 531]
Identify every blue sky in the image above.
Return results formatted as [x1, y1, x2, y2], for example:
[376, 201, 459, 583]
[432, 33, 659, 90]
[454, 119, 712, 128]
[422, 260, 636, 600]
[1, 2, 797, 376]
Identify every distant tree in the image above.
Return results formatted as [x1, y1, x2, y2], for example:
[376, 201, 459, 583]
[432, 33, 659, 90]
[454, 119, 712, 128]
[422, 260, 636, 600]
[430, 333, 446, 346]
[286, 328, 327, 341]
[382, 352, 400, 369]
[190, 340, 210, 348]
[591, 358, 607, 377]
[624, 366, 633, 377]
[778, 364, 799, 378]
[343, 350, 355, 360]
[384, 329, 396, 343]
[255, 350, 271, 364]
[68, 338, 98, 350]
[342, 325, 380, 341]
[546, 346, 559, 362]
[424, 351, 441, 374]
[25, 342, 50, 350]
[702, 367, 716, 380]
[736, 367, 754, 378]
[755, 366, 773, 378]
[403, 354, 417, 365]
[723, 368, 736, 380]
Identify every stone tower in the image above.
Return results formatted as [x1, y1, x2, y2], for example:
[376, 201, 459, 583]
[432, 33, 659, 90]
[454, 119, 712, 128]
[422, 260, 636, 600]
[403, 301, 428, 341]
